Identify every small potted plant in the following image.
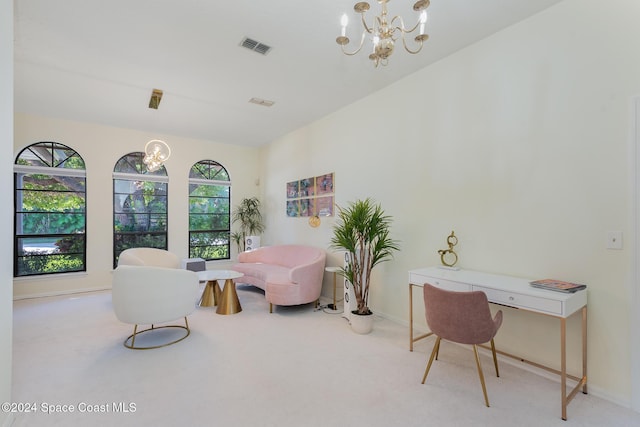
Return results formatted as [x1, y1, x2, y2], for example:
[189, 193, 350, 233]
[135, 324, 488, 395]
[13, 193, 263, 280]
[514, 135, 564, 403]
[330, 198, 399, 334]
[230, 231, 244, 254]
[232, 197, 265, 252]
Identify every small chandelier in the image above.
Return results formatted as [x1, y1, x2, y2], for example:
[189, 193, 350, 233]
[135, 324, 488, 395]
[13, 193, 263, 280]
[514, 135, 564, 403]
[336, 0, 430, 67]
[143, 139, 171, 172]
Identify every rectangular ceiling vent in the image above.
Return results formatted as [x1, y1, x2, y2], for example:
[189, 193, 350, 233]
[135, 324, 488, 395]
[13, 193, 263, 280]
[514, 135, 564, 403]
[249, 97, 275, 107]
[240, 37, 272, 55]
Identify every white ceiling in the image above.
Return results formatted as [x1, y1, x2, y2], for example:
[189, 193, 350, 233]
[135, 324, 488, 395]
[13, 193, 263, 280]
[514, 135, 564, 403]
[14, 0, 564, 147]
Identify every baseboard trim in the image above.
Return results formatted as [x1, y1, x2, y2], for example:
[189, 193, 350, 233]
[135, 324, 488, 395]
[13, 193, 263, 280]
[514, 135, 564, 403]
[13, 287, 110, 301]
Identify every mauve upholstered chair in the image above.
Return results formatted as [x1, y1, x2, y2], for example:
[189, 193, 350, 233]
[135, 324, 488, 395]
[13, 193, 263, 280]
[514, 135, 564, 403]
[421, 283, 503, 407]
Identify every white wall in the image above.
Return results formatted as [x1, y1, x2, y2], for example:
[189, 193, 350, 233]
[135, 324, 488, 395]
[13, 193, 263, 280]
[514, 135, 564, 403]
[13, 113, 261, 298]
[9, 0, 639, 412]
[260, 0, 640, 407]
[633, 98, 640, 412]
[1, 1, 13, 425]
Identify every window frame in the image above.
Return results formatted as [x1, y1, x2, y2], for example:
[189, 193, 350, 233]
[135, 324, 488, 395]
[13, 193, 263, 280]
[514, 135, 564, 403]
[13, 142, 87, 277]
[113, 152, 169, 268]
[188, 160, 231, 261]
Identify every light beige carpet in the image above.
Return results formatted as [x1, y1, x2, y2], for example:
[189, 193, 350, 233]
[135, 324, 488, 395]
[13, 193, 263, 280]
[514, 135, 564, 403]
[10, 285, 640, 427]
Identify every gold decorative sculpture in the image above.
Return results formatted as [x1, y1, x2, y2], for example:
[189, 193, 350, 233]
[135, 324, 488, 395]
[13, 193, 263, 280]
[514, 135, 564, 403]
[438, 231, 458, 267]
[308, 215, 321, 228]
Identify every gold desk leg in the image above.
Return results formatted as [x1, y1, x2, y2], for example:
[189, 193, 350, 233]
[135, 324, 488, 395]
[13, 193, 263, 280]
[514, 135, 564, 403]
[200, 280, 222, 307]
[561, 317, 567, 421]
[409, 283, 414, 352]
[409, 282, 433, 351]
[217, 278, 242, 315]
[582, 306, 588, 394]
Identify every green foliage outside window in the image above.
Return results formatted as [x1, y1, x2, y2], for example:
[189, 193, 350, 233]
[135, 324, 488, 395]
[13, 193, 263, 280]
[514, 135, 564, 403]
[188, 160, 231, 261]
[113, 163, 169, 267]
[14, 142, 87, 277]
[17, 250, 85, 276]
[18, 175, 86, 235]
[114, 233, 168, 266]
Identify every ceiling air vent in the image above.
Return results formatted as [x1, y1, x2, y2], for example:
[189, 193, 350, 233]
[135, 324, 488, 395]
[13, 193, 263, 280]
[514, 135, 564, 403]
[240, 37, 272, 55]
[249, 97, 275, 107]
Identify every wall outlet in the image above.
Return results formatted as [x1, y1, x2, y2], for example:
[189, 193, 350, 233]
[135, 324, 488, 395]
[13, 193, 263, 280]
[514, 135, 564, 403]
[606, 231, 623, 250]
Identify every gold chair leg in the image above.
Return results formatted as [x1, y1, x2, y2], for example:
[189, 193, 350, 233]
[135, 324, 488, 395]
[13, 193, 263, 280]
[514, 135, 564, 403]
[490, 338, 499, 377]
[269, 303, 273, 313]
[473, 344, 490, 407]
[422, 336, 441, 384]
[123, 320, 191, 350]
[131, 324, 138, 348]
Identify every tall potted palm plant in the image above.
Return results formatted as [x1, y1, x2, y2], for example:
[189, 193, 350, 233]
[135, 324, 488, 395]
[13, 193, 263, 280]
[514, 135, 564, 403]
[232, 197, 265, 252]
[330, 198, 399, 334]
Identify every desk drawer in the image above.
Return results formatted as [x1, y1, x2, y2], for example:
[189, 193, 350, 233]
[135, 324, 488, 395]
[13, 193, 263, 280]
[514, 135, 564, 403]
[474, 285, 562, 315]
[423, 278, 471, 292]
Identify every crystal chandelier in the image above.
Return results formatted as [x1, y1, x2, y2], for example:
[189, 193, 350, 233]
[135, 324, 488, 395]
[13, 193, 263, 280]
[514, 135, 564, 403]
[336, 0, 430, 67]
[143, 139, 171, 172]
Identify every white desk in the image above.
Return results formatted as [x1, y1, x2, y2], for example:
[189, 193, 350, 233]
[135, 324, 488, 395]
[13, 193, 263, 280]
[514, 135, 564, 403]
[409, 267, 587, 421]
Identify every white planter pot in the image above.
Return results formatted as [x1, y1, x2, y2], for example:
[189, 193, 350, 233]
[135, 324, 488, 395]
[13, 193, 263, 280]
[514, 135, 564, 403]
[350, 311, 374, 334]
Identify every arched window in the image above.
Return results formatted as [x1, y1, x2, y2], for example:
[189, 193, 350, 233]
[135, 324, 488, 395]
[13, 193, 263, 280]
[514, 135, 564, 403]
[14, 142, 86, 277]
[113, 152, 168, 268]
[188, 160, 231, 260]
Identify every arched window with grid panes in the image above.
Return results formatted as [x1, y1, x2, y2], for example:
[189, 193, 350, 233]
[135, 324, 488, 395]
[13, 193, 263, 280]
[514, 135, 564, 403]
[188, 160, 231, 260]
[113, 152, 168, 268]
[14, 142, 87, 277]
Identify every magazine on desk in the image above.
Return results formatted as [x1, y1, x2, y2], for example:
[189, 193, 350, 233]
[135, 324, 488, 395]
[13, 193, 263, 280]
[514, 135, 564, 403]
[529, 279, 587, 293]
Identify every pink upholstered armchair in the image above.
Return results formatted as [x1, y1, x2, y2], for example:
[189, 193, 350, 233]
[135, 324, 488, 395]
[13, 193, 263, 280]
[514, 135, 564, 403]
[421, 283, 503, 407]
[233, 245, 326, 312]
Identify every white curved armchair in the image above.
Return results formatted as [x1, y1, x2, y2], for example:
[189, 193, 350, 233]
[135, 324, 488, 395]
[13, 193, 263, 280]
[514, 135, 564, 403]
[112, 265, 200, 349]
[118, 247, 181, 268]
